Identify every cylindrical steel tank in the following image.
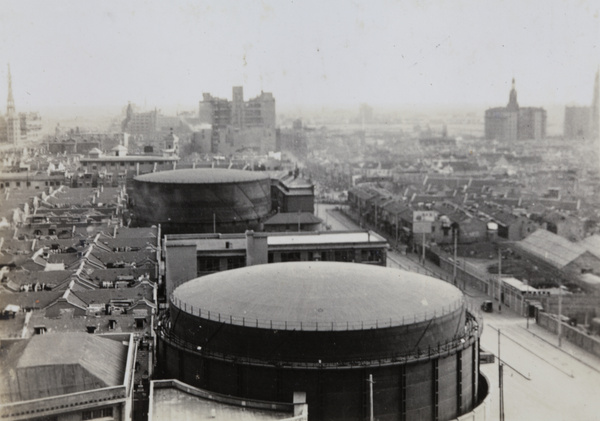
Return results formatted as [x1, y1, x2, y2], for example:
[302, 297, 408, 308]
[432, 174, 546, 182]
[157, 262, 481, 421]
[131, 168, 270, 234]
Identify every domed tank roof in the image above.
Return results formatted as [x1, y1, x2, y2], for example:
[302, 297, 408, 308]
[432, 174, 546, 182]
[172, 262, 464, 331]
[134, 168, 269, 184]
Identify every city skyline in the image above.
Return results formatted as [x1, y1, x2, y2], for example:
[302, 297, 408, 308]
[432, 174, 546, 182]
[0, 0, 598, 112]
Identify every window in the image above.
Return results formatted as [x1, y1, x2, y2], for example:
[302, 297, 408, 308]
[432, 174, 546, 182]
[334, 250, 353, 262]
[197, 256, 220, 275]
[16, 181, 20, 187]
[82, 408, 113, 420]
[280, 252, 301, 262]
[362, 250, 382, 262]
[226, 256, 246, 270]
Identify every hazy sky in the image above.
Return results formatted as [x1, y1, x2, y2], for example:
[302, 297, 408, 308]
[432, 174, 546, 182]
[0, 0, 598, 111]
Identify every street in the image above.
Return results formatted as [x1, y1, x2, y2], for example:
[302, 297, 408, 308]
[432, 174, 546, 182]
[317, 204, 600, 421]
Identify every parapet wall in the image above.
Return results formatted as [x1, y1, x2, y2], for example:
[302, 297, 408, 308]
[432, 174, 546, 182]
[537, 312, 600, 357]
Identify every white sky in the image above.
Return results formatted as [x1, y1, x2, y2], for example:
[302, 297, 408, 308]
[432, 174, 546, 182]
[0, 0, 598, 111]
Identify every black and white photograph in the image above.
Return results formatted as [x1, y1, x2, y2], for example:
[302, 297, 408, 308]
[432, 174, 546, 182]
[0, 1, 599, 420]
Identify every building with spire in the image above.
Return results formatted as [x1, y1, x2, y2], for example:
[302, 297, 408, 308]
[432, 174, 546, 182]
[4, 64, 21, 145]
[485, 78, 546, 142]
[592, 67, 599, 141]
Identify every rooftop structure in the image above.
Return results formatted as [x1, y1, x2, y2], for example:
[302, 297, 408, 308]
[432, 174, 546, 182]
[269, 170, 315, 213]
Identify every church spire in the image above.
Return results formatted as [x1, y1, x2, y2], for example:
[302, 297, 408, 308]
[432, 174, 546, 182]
[507, 77, 519, 111]
[6, 63, 16, 117]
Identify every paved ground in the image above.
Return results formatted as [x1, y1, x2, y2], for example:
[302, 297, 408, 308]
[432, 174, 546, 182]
[319, 205, 600, 421]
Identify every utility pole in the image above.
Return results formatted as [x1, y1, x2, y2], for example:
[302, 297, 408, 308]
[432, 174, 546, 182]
[453, 226, 458, 286]
[395, 213, 399, 248]
[498, 329, 505, 421]
[367, 374, 375, 421]
[558, 284, 563, 347]
[422, 231, 426, 265]
[524, 279, 530, 329]
[498, 248, 502, 312]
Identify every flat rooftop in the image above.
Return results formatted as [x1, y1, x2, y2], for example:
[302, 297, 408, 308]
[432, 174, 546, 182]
[150, 380, 300, 421]
[165, 231, 388, 251]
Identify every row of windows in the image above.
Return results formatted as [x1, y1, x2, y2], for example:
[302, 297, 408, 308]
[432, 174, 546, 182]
[0, 181, 62, 188]
[197, 250, 385, 269]
[82, 407, 113, 420]
[87, 161, 171, 169]
[197, 256, 246, 276]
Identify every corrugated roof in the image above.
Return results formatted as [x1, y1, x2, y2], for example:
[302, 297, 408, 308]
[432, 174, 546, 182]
[579, 235, 600, 259]
[1, 333, 128, 402]
[515, 229, 587, 269]
[17, 333, 126, 381]
[134, 168, 269, 184]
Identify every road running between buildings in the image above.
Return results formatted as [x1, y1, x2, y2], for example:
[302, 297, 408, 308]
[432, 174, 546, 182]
[489, 324, 574, 379]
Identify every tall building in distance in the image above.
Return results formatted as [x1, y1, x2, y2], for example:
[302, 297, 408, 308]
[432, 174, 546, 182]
[485, 78, 546, 142]
[592, 67, 599, 141]
[564, 69, 600, 142]
[4, 64, 21, 145]
[564, 106, 592, 140]
[0, 65, 43, 144]
[199, 86, 276, 155]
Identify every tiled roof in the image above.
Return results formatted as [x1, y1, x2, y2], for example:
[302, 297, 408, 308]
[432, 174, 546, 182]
[72, 285, 154, 306]
[0, 290, 64, 309]
[83, 267, 157, 283]
[3, 270, 72, 288]
[113, 227, 158, 239]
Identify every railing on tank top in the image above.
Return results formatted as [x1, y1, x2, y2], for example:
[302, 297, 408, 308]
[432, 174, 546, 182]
[156, 311, 481, 369]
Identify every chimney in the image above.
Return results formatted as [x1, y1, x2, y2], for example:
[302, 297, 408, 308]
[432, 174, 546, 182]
[246, 231, 268, 266]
